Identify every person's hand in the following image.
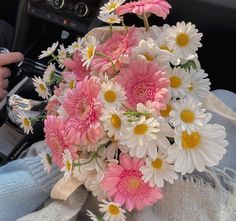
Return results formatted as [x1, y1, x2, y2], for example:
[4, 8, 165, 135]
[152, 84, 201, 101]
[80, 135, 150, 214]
[0, 52, 24, 100]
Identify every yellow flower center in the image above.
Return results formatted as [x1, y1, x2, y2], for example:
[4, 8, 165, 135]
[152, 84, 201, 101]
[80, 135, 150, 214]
[108, 2, 118, 12]
[108, 17, 117, 23]
[160, 104, 172, 117]
[87, 46, 94, 59]
[39, 83, 47, 91]
[160, 45, 173, 52]
[143, 52, 154, 61]
[66, 160, 71, 171]
[170, 76, 182, 88]
[108, 204, 120, 216]
[111, 114, 121, 129]
[151, 158, 164, 169]
[134, 124, 148, 135]
[104, 90, 117, 103]
[128, 177, 141, 190]
[188, 83, 193, 92]
[182, 131, 201, 150]
[69, 80, 75, 89]
[176, 33, 190, 47]
[23, 118, 30, 127]
[180, 109, 195, 123]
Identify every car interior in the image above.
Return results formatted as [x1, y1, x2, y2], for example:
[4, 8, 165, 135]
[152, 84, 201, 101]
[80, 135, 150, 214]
[0, 0, 235, 164]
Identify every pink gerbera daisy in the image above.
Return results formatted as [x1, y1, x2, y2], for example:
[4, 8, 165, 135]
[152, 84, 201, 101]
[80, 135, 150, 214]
[44, 115, 77, 168]
[101, 154, 163, 211]
[63, 76, 104, 146]
[63, 51, 90, 81]
[116, 0, 171, 19]
[116, 60, 169, 110]
[91, 27, 138, 74]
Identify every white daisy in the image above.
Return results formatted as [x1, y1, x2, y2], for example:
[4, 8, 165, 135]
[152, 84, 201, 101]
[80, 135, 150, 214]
[167, 124, 228, 175]
[39, 152, 52, 173]
[63, 72, 77, 89]
[140, 151, 178, 187]
[168, 66, 191, 99]
[33, 76, 50, 99]
[188, 67, 211, 101]
[66, 37, 84, 55]
[39, 41, 59, 59]
[170, 96, 212, 133]
[99, 200, 126, 221]
[159, 102, 173, 122]
[61, 149, 73, 180]
[100, 108, 126, 140]
[98, 13, 121, 24]
[81, 36, 99, 69]
[137, 100, 158, 118]
[17, 112, 33, 134]
[123, 116, 172, 159]
[99, 79, 126, 109]
[100, 0, 125, 14]
[57, 44, 67, 69]
[133, 38, 170, 69]
[166, 21, 203, 60]
[43, 63, 56, 83]
[87, 210, 99, 221]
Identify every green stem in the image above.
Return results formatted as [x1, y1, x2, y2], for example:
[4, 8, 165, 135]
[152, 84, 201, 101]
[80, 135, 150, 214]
[51, 53, 59, 62]
[30, 114, 46, 122]
[143, 13, 150, 32]
[120, 16, 128, 33]
[123, 110, 151, 117]
[109, 24, 113, 37]
[95, 51, 117, 74]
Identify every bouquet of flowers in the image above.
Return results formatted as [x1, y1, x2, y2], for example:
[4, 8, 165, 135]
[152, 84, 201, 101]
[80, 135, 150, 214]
[19, 0, 229, 220]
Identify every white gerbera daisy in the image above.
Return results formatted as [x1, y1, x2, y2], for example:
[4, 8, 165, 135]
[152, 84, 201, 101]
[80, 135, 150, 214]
[167, 124, 228, 175]
[57, 44, 67, 69]
[39, 41, 59, 59]
[100, 108, 126, 140]
[100, 0, 125, 13]
[61, 149, 73, 180]
[39, 152, 52, 173]
[43, 63, 56, 83]
[98, 13, 121, 24]
[123, 116, 172, 159]
[188, 67, 211, 101]
[100, 79, 126, 109]
[170, 96, 212, 133]
[140, 151, 178, 187]
[81, 36, 99, 69]
[87, 210, 99, 221]
[99, 200, 126, 221]
[17, 112, 33, 134]
[168, 66, 190, 99]
[66, 37, 83, 55]
[33, 76, 50, 99]
[166, 21, 203, 60]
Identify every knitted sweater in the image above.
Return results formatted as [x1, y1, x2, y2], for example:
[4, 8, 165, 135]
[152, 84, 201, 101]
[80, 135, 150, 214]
[0, 142, 62, 221]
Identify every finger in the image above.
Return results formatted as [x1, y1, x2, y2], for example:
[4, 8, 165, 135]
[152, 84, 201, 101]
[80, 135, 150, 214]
[0, 79, 9, 89]
[0, 52, 24, 66]
[0, 89, 7, 100]
[0, 67, 11, 79]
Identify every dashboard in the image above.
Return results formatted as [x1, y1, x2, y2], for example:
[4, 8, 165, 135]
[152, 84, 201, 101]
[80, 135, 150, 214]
[28, 0, 102, 34]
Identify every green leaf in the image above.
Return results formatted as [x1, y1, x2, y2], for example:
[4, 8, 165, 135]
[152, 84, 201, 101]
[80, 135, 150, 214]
[181, 60, 198, 70]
